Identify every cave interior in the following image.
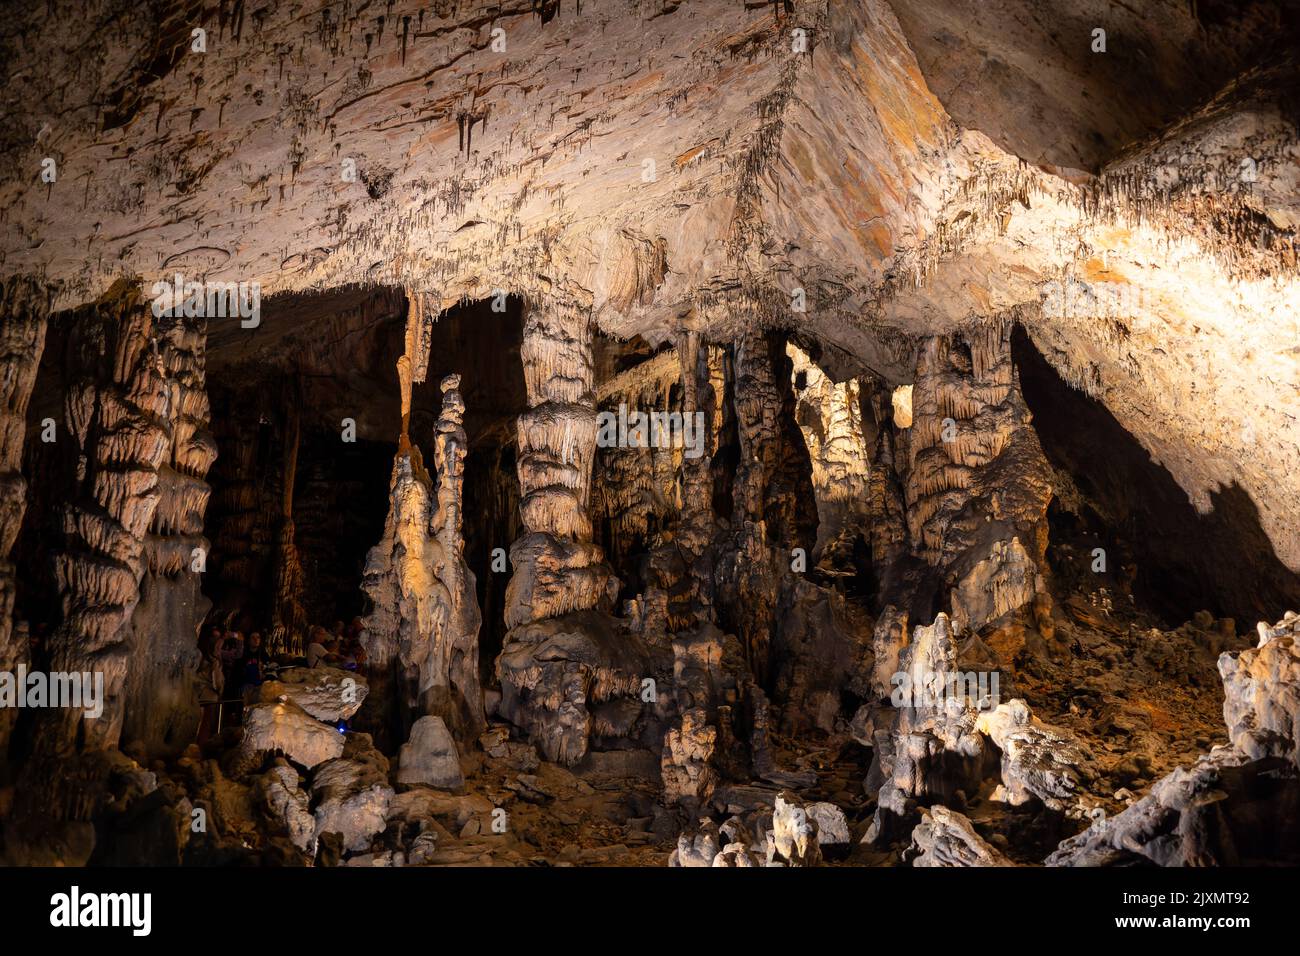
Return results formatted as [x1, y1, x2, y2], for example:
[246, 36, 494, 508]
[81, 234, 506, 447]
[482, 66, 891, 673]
[0, 0, 1298, 870]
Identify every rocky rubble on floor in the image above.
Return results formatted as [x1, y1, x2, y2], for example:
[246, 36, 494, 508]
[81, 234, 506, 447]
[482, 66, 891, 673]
[906, 805, 1014, 867]
[1047, 612, 1300, 866]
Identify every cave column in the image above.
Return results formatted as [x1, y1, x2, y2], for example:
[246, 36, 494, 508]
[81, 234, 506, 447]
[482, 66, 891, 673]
[120, 310, 218, 757]
[715, 328, 817, 685]
[504, 298, 616, 629]
[0, 278, 52, 760]
[269, 374, 307, 654]
[903, 318, 1053, 639]
[673, 331, 726, 623]
[496, 296, 623, 766]
[43, 282, 173, 755]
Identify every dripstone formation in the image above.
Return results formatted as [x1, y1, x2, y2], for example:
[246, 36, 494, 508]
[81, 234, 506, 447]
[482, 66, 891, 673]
[0, 0, 1298, 871]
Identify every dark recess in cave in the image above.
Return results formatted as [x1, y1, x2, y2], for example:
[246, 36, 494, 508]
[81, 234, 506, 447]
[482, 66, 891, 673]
[1013, 324, 1300, 626]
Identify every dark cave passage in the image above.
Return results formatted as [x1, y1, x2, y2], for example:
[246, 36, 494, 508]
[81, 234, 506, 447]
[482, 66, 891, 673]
[1012, 325, 1300, 627]
[421, 295, 528, 688]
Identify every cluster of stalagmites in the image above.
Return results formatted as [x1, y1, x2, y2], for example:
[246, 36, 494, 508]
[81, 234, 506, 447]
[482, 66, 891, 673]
[668, 792, 850, 867]
[879, 610, 1300, 868]
[854, 611, 1095, 849]
[360, 371, 483, 751]
[1046, 612, 1300, 866]
[5, 269, 1299, 871]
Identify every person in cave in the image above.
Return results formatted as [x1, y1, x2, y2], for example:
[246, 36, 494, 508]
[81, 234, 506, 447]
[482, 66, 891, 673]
[196, 647, 225, 745]
[340, 633, 367, 674]
[202, 623, 225, 660]
[240, 632, 269, 705]
[306, 627, 336, 668]
[220, 635, 247, 726]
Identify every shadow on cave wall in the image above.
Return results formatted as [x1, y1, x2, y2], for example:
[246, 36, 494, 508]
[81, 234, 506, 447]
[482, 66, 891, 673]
[1012, 324, 1300, 626]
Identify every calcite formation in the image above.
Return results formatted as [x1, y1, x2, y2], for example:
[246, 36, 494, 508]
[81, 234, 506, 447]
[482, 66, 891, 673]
[496, 299, 642, 766]
[866, 613, 988, 844]
[0, 277, 50, 758]
[904, 320, 1053, 634]
[907, 805, 1014, 868]
[1048, 613, 1300, 866]
[0, 0, 1297, 878]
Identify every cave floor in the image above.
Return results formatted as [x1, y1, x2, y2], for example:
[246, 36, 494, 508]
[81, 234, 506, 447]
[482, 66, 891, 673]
[161, 583, 1239, 868]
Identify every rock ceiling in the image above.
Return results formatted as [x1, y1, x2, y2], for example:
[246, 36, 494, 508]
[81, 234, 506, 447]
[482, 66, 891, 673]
[2, 0, 1298, 570]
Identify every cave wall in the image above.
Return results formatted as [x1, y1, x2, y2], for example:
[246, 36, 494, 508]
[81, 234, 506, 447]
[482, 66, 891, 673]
[0, 278, 51, 763]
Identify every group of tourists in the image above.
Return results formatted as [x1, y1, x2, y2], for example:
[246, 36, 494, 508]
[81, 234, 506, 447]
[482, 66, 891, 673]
[196, 616, 369, 743]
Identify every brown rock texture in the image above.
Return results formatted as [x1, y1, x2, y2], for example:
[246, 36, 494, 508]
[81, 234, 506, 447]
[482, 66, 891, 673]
[0, 277, 51, 756]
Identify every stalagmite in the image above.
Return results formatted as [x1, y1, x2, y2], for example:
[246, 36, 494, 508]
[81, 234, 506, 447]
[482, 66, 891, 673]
[907, 806, 1014, 867]
[866, 613, 989, 844]
[496, 297, 641, 766]
[787, 344, 870, 565]
[361, 295, 483, 748]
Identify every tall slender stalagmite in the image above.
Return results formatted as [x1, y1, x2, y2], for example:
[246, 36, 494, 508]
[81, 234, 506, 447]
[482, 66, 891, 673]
[270, 374, 307, 654]
[360, 292, 483, 748]
[0, 277, 52, 762]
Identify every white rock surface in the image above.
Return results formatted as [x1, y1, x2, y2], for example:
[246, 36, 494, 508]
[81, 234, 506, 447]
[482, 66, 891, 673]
[239, 700, 345, 770]
[396, 716, 464, 791]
